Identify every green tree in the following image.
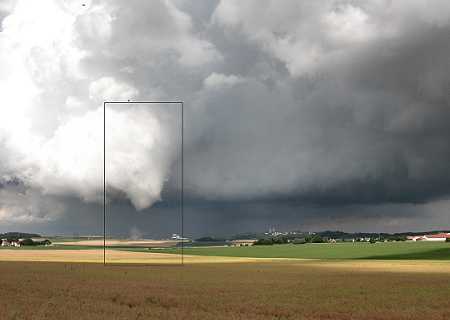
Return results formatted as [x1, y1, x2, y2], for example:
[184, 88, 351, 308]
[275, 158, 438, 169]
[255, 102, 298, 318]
[294, 238, 306, 244]
[271, 237, 283, 244]
[446, 237, 450, 243]
[305, 235, 312, 243]
[312, 235, 324, 243]
[253, 238, 273, 246]
[20, 238, 36, 246]
[6, 236, 14, 243]
[369, 238, 376, 244]
[379, 236, 385, 242]
[196, 237, 215, 242]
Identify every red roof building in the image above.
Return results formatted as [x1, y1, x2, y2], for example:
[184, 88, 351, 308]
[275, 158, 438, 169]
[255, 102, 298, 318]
[422, 233, 450, 241]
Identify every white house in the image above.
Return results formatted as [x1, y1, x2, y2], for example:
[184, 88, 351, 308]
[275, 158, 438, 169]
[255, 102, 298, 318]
[1, 240, 11, 246]
[171, 234, 188, 240]
[407, 236, 423, 242]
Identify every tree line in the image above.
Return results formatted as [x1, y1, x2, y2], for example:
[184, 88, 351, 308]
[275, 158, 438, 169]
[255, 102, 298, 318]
[0, 232, 41, 239]
[253, 235, 382, 245]
[197, 230, 450, 242]
[253, 237, 289, 245]
[20, 239, 52, 246]
[1, 236, 52, 246]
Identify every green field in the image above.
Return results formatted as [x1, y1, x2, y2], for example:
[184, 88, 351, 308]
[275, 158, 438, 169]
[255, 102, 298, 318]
[4, 241, 450, 260]
[147, 241, 450, 260]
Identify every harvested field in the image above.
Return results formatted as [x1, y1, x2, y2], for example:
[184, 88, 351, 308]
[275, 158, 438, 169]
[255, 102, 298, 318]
[1, 259, 450, 319]
[0, 249, 179, 263]
[1, 246, 449, 318]
[52, 239, 180, 248]
[301, 259, 450, 273]
[0, 248, 263, 264]
[2, 247, 449, 270]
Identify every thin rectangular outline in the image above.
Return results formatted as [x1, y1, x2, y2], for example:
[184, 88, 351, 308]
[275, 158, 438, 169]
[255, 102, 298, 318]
[103, 101, 183, 266]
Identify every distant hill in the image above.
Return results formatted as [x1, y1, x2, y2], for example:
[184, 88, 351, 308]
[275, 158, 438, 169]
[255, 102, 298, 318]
[198, 230, 450, 241]
[0, 232, 41, 239]
[319, 230, 450, 239]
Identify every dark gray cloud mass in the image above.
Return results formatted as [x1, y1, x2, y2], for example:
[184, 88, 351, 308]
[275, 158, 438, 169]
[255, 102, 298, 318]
[1, 0, 450, 238]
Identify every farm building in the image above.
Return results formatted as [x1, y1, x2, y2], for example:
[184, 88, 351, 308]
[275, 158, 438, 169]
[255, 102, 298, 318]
[422, 233, 450, 241]
[1, 240, 11, 246]
[1, 239, 20, 246]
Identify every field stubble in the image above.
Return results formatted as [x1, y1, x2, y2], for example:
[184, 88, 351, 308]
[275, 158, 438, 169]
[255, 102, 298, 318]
[1, 259, 450, 319]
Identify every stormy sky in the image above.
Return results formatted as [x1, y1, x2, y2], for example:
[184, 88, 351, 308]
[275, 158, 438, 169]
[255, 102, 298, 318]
[1, 0, 450, 239]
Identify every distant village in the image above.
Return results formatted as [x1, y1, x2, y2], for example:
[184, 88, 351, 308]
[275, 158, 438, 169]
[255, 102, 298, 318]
[260, 229, 450, 243]
[195, 229, 450, 245]
[1, 238, 53, 247]
[324, 232, 450, 243]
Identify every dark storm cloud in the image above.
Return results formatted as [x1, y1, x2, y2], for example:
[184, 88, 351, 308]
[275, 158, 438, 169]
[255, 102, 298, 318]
[181, 1, 450, 213]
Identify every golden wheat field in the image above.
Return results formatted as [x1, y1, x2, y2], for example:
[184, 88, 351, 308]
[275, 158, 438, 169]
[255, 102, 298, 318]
[51, 240, 181, 248]
[1, 248, 450, 319]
